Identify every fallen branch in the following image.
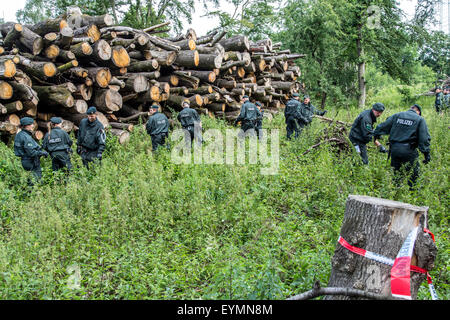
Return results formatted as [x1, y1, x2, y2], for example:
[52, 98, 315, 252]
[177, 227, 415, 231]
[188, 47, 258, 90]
[314, 115, 351, 127]
[287, 281, 390, 300]
[302, 138, 343, 155]
[118, 111, 148, 123]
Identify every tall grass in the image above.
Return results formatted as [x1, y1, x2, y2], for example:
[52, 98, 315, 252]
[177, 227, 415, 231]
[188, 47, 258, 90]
[0, 95, 448, 300]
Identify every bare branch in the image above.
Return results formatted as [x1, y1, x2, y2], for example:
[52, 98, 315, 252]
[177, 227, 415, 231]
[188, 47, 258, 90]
[287, 282, 391, 300]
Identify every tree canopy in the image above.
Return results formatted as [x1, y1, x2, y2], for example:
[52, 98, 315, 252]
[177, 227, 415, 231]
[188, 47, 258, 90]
[16, 0, 220, 34]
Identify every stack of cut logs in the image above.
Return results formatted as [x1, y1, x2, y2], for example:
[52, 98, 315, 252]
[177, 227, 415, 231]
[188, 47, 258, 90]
[0, 8, 304, 145]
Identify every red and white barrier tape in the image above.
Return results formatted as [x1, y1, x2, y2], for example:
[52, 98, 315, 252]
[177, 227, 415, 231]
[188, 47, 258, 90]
[337, 228, 438, 300]
[391, 227, 419, 299]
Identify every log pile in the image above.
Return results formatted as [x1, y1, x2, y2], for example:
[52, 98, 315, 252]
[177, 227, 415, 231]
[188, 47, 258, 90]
[0, 8, 305, 145]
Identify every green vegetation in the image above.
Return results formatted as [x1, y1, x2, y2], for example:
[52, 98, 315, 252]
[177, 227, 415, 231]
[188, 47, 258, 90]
[0, 92, 448, 300]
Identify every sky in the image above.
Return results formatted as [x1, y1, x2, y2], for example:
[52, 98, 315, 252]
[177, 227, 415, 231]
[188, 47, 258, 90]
[0, 0, 448, 36]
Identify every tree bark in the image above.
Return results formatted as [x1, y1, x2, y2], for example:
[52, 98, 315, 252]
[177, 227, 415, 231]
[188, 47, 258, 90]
[93, 88, 123, 113]
[0, 81, 13, 100]
[19, 26, 44, 55]
[110, 128, 130, 144]
[357, 23, 366, 109]
[219, 35, 250, 52]
[326, 195, 437, 300]
[33, 85, 74, 109]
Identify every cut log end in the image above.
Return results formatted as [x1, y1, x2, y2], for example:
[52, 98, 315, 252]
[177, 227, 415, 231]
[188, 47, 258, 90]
[43, 63, 57, 77]
[81, 42, 93, 55]
[0, 81, 13, 100]
[112, 47, 131, 68]
[2, 59, 17, 78]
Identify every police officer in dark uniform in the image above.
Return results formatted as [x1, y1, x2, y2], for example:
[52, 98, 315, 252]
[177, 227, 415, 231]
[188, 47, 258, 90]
[443, 87, 450, 111]
[14, 117, 48, 183]
[373, 104, 431, 188]
[434, 87, 444, 113]
[177, 99, 202, 146]
[255, 101, 264, 139]
[76, 106, 106, 168]
[284, 93, 304, 139]
[234, 95, 261, 136]
[349, 102, 387, 165]
[42, 117, 73, 172]
[146, 104, 169, 151]
[298, 95, 327, 131]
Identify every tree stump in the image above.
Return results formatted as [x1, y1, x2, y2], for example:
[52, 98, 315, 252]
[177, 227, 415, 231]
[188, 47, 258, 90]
[326, 195, 437, 300]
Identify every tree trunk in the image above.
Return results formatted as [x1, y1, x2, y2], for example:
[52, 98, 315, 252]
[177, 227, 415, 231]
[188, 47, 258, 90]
[19, 26, 44, 55]
[219, 35, 250, 52]
[44, 44, 60, 60]
[86, 67, 112, 88]
[28, 18, 67, 36]
[197, 54, 223, 69]
[70, 42, 93, 59]
[3, 100, 23, 113]
[326, 195, 437, 300]
[127, 59, 159, 72]
[93, 88, 123, 113]
[110, 128, 130, 144]
[122, 74, 149, 93]
[148, 50, 177, 66]
[3, 24, 23, 49]
[8, 81, 39, 108]
[183, 70, 216, 83]
[0, 81, 13, 100]
[73, 24, 101, 42]
[56, 27, 74, 49]
[33, 85, 74, 109]
[357, 24, 366, 109]
[16, 56, 57, 80]
[174, 50, 199, 68]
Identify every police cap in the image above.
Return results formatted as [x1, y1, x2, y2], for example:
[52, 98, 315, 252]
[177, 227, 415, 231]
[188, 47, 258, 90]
[50, 117, 62, 124]
[20, 117, 34, 126]
[86, 106, 97, 114]
[412, 104, 422, 115]
[372, 102, 385, 112]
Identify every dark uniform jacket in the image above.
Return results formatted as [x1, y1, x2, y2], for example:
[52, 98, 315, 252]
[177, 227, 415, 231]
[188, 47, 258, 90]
[177, 108, 200, 128]
[14, 129, 46, 179]
[236, 101, 261, 124]
[435, 92, 444, 111]
[349, 109, 377, 145]
[77, 118, 106, 153]
[256, 109, 264, 129]
[42, 127, 73, 153]
[146, 112, 169, 136]
[14, 129, 45, 160]
[284, 99, 306, 123]
[299, 102, 325, 123]
[444, 93, 450, 110]
[373, 109, 431, 154]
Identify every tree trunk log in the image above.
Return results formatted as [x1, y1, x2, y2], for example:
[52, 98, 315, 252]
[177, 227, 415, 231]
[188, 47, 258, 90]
[86, 67, 112, 88]
[326, 195, 437, 300]
[109, 128, 130, 144]
[0, 80, 13, 100]
[33, 85, 74, 109]
[19, 26, 44, 55]
[16, 56, 57, 80]
[127, 59, 159, 72]
[174, 50, 199, 68]
[93, 88, 123, 113]
[219, 35, 250, 52]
